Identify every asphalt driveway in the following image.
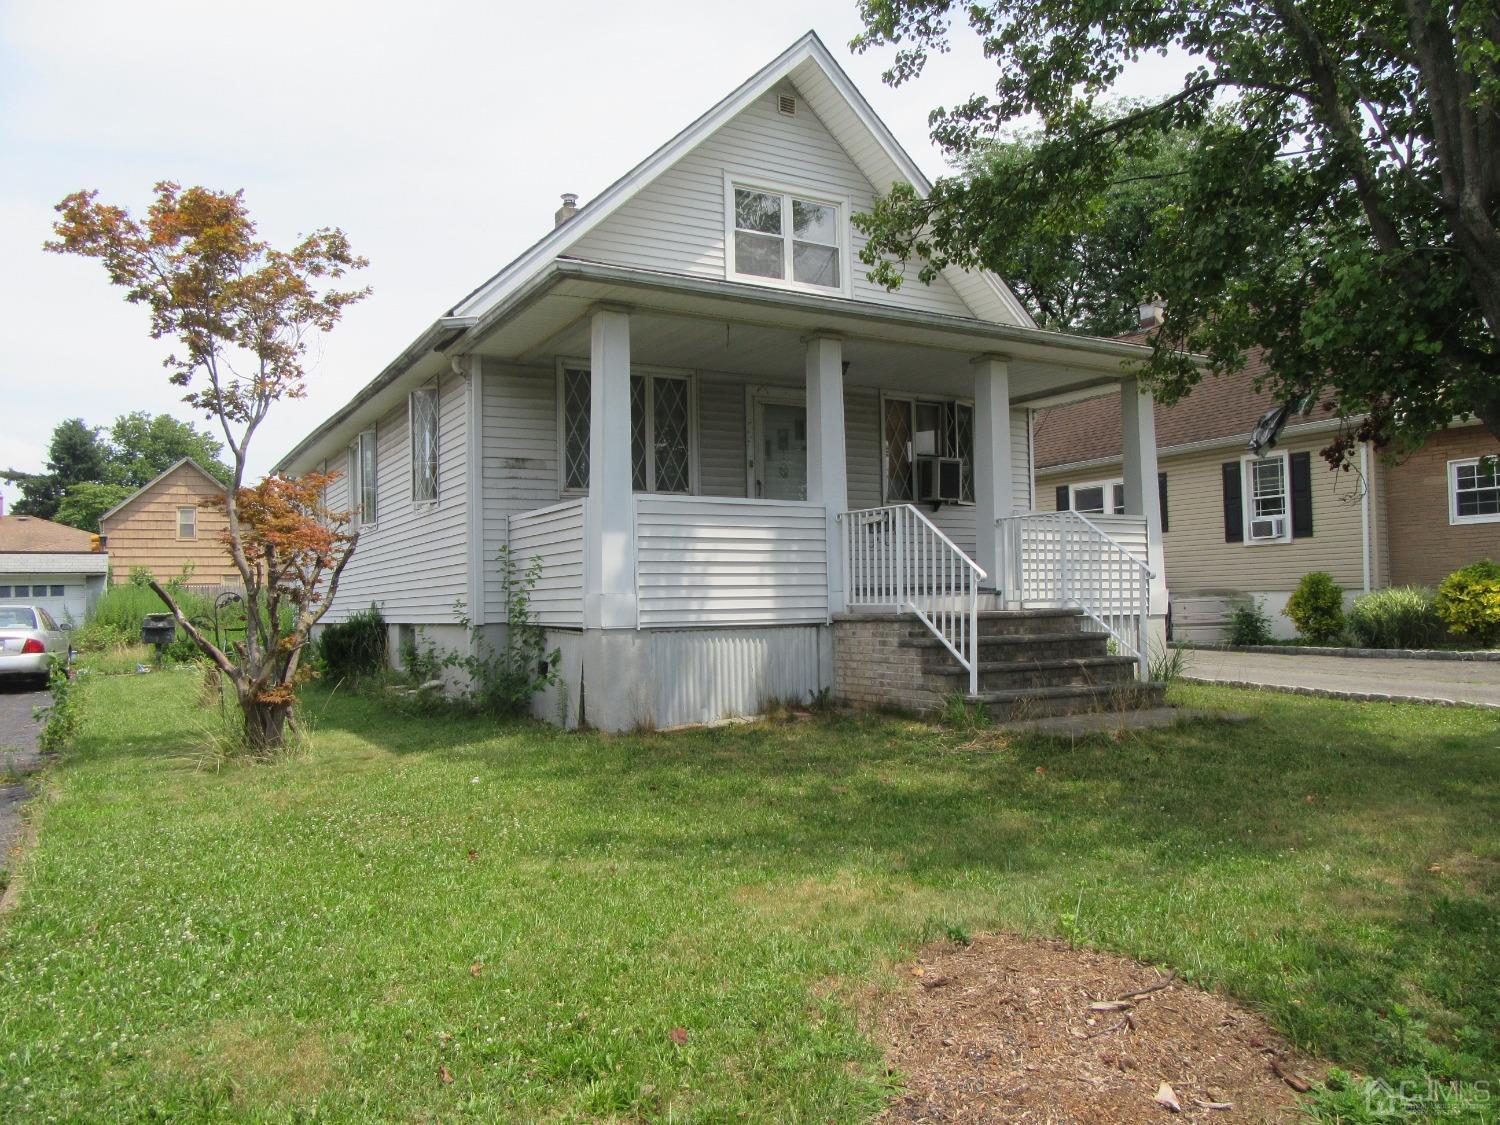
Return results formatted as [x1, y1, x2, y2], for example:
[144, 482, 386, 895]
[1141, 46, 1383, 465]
[1183, 648, 1500, 708]
[1, 679, 48, 875]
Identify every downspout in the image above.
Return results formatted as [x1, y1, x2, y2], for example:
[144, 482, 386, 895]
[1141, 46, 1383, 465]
[1359, 441, 1373, 594]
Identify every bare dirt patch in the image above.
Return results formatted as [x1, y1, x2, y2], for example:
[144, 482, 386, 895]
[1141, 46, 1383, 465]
[870, 934, 1324, 1123]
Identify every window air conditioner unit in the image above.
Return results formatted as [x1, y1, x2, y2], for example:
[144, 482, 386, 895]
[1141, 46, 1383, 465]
[916, 456, 963, 503]
[1250, 515, 1286, 541]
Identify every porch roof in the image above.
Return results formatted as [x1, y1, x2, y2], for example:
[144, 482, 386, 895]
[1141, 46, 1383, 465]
[277, 258, 1155, 473]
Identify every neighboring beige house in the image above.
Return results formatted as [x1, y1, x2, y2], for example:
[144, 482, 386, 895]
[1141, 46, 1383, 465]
[0, 513, 109, 622]
[97, 458, 237, 587]
[1035, 344, 1500, 640]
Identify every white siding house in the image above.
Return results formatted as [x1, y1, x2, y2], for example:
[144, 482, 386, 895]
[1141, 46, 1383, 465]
[278, 31, 1167, 730]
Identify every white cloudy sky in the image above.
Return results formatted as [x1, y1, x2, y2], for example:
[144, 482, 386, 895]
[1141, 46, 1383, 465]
[0, 0, 1191, 508]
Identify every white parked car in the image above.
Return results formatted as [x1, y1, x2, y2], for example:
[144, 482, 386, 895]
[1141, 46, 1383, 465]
[0, 604, 70, 689]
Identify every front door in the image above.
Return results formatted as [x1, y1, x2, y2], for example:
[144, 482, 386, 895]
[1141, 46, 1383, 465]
[751, 398, 808, 501]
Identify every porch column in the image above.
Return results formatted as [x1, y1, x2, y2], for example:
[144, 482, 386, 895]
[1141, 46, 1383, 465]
[585, 305, 637, 629]
[1120, 376, 1168, 619]
[805, 333, 848, 615]
[971, 355, 1015, 602]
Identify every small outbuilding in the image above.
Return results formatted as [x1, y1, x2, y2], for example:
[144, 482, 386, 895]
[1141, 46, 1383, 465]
[97, 458, 236, 587]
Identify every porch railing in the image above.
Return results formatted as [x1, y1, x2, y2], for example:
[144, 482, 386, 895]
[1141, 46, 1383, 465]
[997, 510, 1153, 677]
[841, 504, 985, 696]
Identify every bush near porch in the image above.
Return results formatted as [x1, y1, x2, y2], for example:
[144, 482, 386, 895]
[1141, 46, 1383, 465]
[0, 675, 1495, 1120]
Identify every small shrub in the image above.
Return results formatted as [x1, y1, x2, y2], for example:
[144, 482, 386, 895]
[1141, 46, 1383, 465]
[1285, 571, 1346, 644]
[1435, 559, 1500, 646]
[462, 547, 560, 716]
[317, 606, 388, 682]
[1225, 601, 1273, 646]
[36, 663, 82, 753]
[1347, 586, 1443, 649]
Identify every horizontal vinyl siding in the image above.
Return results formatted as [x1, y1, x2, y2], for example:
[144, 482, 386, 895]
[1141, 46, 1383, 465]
[564, 80, 978, 318]
[481, 362, 562, 619]
[1039, 430, 1367, 597]
[324, 373, 468, 624]
[635, 496, 828, 626]
[508, 500, 585, 627]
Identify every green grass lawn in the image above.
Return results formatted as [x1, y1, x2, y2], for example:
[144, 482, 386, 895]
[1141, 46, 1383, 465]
[0, 673, 1496, 1121]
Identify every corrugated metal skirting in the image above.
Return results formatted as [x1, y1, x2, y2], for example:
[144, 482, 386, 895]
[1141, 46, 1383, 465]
[650, 626, 825, 729]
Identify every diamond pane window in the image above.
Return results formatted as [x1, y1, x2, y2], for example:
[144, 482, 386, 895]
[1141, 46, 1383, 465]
[652, 376, 691, 493]
[952, 402, 975, 502]
[562, 367, 591, 491]
[630, 375, 649, 491]
[410, 384, 440, 503]
[1452, 458, 1500, 520]
[883, 397, 914, 502]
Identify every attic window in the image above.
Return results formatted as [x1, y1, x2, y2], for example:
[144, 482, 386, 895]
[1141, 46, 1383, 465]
[728, 183, 845, 293]
[777, 94, 796, 116]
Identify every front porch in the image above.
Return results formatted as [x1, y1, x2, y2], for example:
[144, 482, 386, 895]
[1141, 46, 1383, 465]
[464, 270, 1167, 726]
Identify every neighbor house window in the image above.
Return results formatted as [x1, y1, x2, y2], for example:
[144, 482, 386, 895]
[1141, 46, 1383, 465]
[1449, 457, 1500, 523]
[348, 428, 378, 526]
[1063, 479, 1125, 515]
[410, 383, 440, 504]
[50, 585, 64, 597]
[0, 586, 11, 598]
[1243, 453, 1290, 543]
[559, 364, 694, 494]
[177, 506, 198, 540]
[881, 396, 974, 503]
[729, 184, 843, 291]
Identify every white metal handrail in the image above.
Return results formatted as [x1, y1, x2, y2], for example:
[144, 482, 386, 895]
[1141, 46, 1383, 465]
[841, 504, 986, 695]
[997, 510, 1153, 677]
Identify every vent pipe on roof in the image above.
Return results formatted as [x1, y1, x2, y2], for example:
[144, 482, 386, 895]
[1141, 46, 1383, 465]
[1138, 300, 1166, 329]
[555, 193, 579, 228]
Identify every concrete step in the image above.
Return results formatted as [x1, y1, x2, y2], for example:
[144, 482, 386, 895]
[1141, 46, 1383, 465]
[969, 681, 1167, 721]
[929, 655, 1140, 691]
[838, 608, 1090, 638]
[906, 632, 1112, 663]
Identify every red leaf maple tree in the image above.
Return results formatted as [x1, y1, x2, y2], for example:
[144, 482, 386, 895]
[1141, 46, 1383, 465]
[46, 182, 369, 750]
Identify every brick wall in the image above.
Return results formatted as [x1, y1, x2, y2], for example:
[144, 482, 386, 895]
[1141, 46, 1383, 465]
[831, 616, 948, 713]
[1384, 426, 1500, 587]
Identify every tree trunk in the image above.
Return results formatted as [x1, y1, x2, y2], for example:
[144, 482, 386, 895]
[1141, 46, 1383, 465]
[241, 696, 292, 752]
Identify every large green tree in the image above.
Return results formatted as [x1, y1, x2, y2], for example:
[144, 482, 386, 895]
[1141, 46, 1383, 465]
[852, 0, 1500, 462]
[105, 410, 231, 487]
[1, 418, 109, 519]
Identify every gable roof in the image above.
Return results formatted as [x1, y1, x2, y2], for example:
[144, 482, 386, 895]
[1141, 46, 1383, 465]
[97, 458, 226, 528]
[1033, 349, 1337, 469]
[0, 514, 98, 553]
[449, 30, 1033, 328]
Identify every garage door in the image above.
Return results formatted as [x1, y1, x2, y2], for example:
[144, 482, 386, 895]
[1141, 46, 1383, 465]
[0, 578, 88, 624]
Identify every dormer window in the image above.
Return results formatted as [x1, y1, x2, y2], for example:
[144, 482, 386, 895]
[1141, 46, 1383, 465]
[728, 182, 845, 293]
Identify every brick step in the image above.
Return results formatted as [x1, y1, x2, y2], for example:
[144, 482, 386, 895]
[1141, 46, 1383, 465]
[837, 609, 1090, 639]
[928, 655, 1140, 691]
[969, 681, 1167, 721]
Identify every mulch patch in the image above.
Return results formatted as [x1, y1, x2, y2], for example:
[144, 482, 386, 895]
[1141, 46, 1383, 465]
[871, 934, 1324, 1123]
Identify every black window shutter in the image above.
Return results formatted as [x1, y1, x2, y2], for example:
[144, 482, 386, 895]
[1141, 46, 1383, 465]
[1290, 451, 1314, 538]
[1221, 462, 1243, 542]
[1056, 484, 1070, 511]
[1158, 472, 1169, 533]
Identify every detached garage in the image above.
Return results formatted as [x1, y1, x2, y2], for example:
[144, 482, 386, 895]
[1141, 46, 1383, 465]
[0, 514, 109, 623]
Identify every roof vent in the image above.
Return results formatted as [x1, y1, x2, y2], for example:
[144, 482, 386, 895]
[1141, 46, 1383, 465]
[555, 193, 579, 228]
[777, 93, 796, 116]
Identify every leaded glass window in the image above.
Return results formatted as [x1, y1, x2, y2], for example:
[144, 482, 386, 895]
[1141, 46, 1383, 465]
[410, 384, 440, 503]
[560, 366, 692, 494]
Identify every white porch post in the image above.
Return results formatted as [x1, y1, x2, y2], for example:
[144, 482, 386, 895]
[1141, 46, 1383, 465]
[584, 305, 637, 629]
[972, 355, 1015, 603]
[1120, 376, 1168, 619]
[805, 334, 848, 616]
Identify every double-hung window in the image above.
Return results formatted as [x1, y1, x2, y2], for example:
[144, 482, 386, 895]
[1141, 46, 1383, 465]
[559, 364, 694, 494]
[881, 396, 974, 503]
[729, 184, 844, 292]
[177, 505, 198, 540]
[1064, 479, 1125, 515]
[1450, 456, 1500, 523]
[410, 383, 440, 504]
[348, 428, 378, 527]
[1243, 453, 1290, 543]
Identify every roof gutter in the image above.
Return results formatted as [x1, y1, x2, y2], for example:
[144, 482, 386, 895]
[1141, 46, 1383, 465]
[459, 258, 1158, 364]
[274, 314, 477, 472]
